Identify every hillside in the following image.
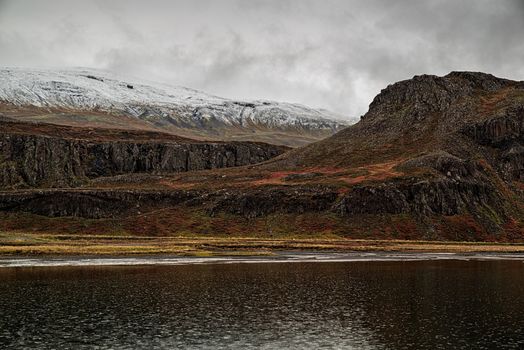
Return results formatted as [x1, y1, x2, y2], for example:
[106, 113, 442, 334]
[2, 71, 524, 241]
[274, 71, 524, 168]
[0, 68, 352, 147]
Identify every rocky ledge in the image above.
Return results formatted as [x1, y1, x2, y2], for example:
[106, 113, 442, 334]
[0, 119, 288, 189]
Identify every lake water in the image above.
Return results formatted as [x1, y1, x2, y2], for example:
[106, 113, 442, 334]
[0, 253, 523, 349]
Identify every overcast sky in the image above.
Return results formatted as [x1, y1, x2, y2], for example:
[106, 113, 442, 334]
[0, 0, 523, 118]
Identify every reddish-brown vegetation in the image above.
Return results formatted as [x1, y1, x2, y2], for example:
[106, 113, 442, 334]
[339, 159, 403, 185]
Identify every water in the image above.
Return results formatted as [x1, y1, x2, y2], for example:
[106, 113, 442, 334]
[0, 254, 523, 349]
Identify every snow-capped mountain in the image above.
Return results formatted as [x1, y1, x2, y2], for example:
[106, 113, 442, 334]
[0, 68, 353, 146]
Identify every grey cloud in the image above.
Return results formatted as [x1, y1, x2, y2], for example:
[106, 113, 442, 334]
[0, 0, 523, 117]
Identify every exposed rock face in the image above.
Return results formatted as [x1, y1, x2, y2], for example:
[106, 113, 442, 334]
[0, 175, 502, 223]
[0, 121, 288, 189]
[334, 179, 503, 217]
[0, 186, 338, 219]
[462, 107, 524, 146]
[460, 107, 524, 182]
[278, 72, 524, 168]
[0, 189, 199, 218]
[203, 186, 339, 218]
[368, 72, 514, 116]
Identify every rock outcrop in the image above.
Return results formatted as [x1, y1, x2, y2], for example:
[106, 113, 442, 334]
[203, 186, 339, 218]
[0, 189, 199, 218]
[0, 120, 288, 189]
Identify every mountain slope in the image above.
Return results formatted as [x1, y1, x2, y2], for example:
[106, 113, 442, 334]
[2, 71, 524, 241]
[0, 68, 352, 146]
[272, 71, 524, 168]
[239, 71, 524, 237]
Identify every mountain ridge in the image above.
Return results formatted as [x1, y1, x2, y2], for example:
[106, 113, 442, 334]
[0, 67, 354, 147]
[271, 71, 524, 168]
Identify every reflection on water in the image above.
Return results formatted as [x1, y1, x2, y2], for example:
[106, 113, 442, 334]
[0, 260, 523, 349]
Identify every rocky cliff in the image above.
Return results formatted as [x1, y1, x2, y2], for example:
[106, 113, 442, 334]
[0, 119, 288, 189]
[0, 189, 198, 218]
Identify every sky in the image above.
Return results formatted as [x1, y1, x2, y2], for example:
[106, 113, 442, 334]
[0, 0, 523, 118]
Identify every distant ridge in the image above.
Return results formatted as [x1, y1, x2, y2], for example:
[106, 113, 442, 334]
[0, 67, 354, 146]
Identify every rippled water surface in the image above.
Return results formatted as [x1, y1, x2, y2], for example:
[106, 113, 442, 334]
[1, 255, 523, 349]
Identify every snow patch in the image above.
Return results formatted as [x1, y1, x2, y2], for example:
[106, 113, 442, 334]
[0, 67, 355, 130]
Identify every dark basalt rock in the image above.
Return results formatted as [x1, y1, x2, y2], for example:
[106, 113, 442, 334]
[203, 186, 339, 218]
[334, 178, 503, 217]
[0, 186, 338, 219]
[461, 107, 524, 181]
[399, 151, 480, 178]
[462, 107, 524, 147]
[0, 189, 199, 219]
[0, 131, 287, 189]
[500, 145, 524, 181]
[369, 71, 515, 118]
[0, 174, 506, 223]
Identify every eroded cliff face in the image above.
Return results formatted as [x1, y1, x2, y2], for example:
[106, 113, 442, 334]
[461, 107, 524, 181]
[0, 121, 288, 189]
[0, 189, 199, 218]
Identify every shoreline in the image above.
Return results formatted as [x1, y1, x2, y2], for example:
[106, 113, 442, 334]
[1, 251, 524, 268]
[2, 233, 524, 257]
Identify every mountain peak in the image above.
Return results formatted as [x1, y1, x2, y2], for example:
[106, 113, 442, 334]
[367, 71, 519, 119]
[275, 71, 524, 169]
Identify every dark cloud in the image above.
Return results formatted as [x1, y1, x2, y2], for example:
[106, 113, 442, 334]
[0, 0, 523, 117]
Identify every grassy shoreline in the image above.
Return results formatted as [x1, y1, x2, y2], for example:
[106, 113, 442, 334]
[1, 232, 524, 256]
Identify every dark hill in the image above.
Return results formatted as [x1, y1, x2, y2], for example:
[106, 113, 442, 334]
[242, 71, 524, 238]
[276, 71, 524, 169]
